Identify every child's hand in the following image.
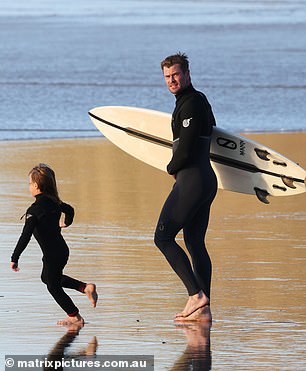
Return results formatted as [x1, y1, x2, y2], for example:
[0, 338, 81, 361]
[59, 221, 67, 228]
[11, 262, 20, 272]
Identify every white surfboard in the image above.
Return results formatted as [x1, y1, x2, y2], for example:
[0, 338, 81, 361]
[88, 106, 306, 204]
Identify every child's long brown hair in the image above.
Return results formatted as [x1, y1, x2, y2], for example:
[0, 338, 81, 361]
[29, 163, 61, 203]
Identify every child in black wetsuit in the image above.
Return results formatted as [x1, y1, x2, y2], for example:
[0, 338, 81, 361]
[10, 163, 98, 326]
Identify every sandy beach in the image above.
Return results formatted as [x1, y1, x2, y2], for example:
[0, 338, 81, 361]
[1, 132, 305, 370]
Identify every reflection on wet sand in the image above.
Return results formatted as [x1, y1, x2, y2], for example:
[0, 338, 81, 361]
[1, 133, 305, 370]
[45, 325, 98, 371]
[171, 323, 211, 371]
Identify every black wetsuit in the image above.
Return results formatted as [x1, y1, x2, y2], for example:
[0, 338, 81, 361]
[154, 84, 217, 299]
[11, 194, 85, 316]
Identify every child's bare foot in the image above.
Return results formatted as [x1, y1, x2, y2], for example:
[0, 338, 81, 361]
[57, 313, 84, 327]
[175, 291, 209, 318]
[84, 283, 98, 308]
[175, 305, 212, 323]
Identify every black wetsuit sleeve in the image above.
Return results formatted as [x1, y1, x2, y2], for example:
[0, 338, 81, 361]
[167, 97, 202, 175]
[60, 202, 74, 227]
[11, 213, 37, 263]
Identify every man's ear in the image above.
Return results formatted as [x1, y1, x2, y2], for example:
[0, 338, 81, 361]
[186, 69, 191, 83]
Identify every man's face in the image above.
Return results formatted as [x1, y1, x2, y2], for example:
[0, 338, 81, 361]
[163, 63, 190, 95]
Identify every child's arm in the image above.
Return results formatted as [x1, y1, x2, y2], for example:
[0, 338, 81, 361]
[11, 213, 37, 270]
[60, 202, 75, 228]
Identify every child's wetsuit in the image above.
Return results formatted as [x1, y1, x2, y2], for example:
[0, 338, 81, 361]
[11, 194, 85, 316]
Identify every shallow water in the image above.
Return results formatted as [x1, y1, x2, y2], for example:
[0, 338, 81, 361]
[1, 0, 306, 141]
[0, 135, 305, 370]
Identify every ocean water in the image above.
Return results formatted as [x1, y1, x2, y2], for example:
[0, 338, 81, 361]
[0, 0, 306, 140]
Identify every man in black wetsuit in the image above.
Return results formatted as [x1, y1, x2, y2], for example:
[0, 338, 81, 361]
[154, 53, 217, 321]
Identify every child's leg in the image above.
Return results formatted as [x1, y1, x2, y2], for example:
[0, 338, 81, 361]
[61, 275, 98, 308]
[61, 275, 86, 292]
[41, 260, 83, 323]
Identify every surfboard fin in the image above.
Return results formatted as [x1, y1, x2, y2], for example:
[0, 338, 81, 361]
[281, 176, 296, 189]
[254, 187, 270, 204]
[254, 148, 270, 161]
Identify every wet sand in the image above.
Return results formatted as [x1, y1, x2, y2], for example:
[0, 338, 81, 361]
[1, 133, 305, 370]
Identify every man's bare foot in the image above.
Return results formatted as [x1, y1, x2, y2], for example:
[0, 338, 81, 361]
[57, 313, 84, 327]
[84, 283, 98, 308]
[175, 291, 209, 318]
[174, 305, 212, 323]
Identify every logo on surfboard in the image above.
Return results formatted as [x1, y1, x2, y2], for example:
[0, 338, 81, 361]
[217, 137, 237, 150]
[217, 137, 246, 156]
